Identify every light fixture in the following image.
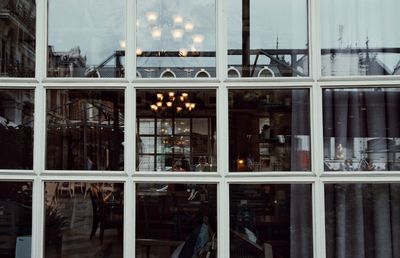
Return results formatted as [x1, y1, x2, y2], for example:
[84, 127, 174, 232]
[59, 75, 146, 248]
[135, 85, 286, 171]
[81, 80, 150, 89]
[149, 92, 196, 114]
[173, 15, 183, 24]
[136, 48, 143, 56]
[146, 12, 158, 23]
[192, 35, 204, 44]
[179, 48, 188, 57]
[171, 29, 184, 40]
[184, 22, 194, 32]
[151, 27, 162, 40]
[119, 40, 126, 49]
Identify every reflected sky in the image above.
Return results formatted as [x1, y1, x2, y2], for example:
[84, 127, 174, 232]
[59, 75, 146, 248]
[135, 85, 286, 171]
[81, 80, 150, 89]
[48, 0, 125, 66]
[228, 0, 308, 50]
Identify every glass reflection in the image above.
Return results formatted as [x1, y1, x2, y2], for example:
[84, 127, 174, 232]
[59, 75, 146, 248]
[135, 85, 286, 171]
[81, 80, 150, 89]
[136, 90, 217, 172]
[46, 90, 124, 170]
[136, 183, 217, 258]
[47, 0, 125, 78]
[0, 90, 34, 169]
[323, 88, 400, 171]
[44, 182, 123, 258]
[325, 184, 400, 258]
[227, 0, 309, 77]
[321, 0, 400, 76]
[0, 0, 35, 77]
[0, 181, 32, 258]
[136, 0, 216, 78]
[229, 89, 311, 172]
[230, 184, 312, 258]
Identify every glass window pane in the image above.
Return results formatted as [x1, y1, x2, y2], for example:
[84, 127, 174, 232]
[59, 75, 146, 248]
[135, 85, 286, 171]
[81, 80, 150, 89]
[136, 0, 216, 78]
[157, 119, 172, 135]
[44, 182, 123, 258]
[136, 183, 217, 257]
[0, 89, 34, 169]
[325, 183, 400, 258]
[0, 0, 35, 77]
[323, 88, 400, 171]
[46, 90, 124, 170]
[139, 118, 155, 135]
[227, 0, 309, 77]
[229, 89, 311, 172]
[136, 89, 217, 172]
[47, 0, 126, 78]
[230, 184, 312, 258]
[0, 181, 32, 257]
[321, 0, 400, 76]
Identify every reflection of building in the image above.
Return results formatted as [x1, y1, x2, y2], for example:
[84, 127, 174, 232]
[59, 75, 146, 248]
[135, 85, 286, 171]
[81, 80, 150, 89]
[47, 46, 86, 77]
[0, 90, 34, 169]
[46, 90, 124, 170]
[0, 0, 35, 77]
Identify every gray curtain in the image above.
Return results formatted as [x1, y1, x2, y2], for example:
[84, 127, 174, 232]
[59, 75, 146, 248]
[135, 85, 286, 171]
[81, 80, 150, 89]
[326, 184, 400, 258]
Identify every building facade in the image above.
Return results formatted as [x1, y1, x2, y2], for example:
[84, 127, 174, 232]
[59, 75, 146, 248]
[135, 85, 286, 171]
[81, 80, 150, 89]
[1, 0, 400, 258]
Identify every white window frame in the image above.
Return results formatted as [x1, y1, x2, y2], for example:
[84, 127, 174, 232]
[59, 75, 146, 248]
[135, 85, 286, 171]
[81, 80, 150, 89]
[0, 0, 399, 258]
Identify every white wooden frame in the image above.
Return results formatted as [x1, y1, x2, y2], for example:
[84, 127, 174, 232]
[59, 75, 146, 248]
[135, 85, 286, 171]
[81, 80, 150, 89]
[0, 0, 399, 257]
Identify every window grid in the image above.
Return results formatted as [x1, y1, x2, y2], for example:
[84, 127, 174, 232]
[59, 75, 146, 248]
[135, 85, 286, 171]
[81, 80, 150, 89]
[0, 0, 399, 258]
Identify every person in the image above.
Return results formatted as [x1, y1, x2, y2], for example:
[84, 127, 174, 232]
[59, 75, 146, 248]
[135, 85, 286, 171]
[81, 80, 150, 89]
[173, 160, 185, 172]
[195, 156, 210, 172]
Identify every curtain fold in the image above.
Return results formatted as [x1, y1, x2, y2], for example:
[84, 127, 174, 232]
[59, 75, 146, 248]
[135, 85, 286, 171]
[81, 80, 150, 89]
[326, 184, 400, 258]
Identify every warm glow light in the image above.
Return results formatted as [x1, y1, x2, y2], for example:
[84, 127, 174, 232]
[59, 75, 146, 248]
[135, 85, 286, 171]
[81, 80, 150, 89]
[146, 12, 158, 23]
[192, 35, 204, 44]
[176, 107, 183, 112]
[179, 48, 188, 57]
[185, 102, 191, 108]
[238, 159, 244, 164]
[156, 102, 163, 107]
[180, 96, 184, 101]
[119, 40, 126, 49]
[151, 27, 162, 39]
[190, 103, 196, 109]
[166, 102, 173, 107]
[182, 92, 188, 98]
[156, 93, 164, 101]
[150, 104, 158, 111]
[171, 29, 184, 40]
[168, 92, 175, 97]
[184, 22, 194, 32]
[136, 48, 142, 56]
[173, 15, 183, 24]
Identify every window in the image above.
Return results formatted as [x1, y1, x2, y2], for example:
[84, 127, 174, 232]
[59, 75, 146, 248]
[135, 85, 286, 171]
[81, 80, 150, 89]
[321, 0, 400, 76]
[2, 0, 400, 258]
[227, 0, 309, 77]
[136, 0, 216, 78]
[0, 0, 35, 77]
[136, 89, 217, 172]
[47, 0, 126, 78]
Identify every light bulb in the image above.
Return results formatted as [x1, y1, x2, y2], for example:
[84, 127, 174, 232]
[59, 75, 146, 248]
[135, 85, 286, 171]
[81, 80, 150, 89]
[151, 27, 162, 40]
[184, 22, 194, 32]
[146, 12, 157, 23]
[192, 35, 204, 44]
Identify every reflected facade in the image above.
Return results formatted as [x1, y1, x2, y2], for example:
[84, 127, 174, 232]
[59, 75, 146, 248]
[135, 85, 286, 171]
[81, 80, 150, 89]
[323, 88, 400, 171]
[136, 183, 217, 258]
[229, 89, 311, 172]
[47, 0, 126, 78]
[325, 184, 400, 258]
[44, 182, 123, 258]
[0, 181, 32, 258]
[227, 0, 309, 77]
[136, 89, 217, 171]
[46, 90, 124, 170]
[0, 0, 36, 77]
[0, 89, 34, 169]
[230, 184, 312, 258]
[321, 0, 400, 76]
[136, 0, 216, 78]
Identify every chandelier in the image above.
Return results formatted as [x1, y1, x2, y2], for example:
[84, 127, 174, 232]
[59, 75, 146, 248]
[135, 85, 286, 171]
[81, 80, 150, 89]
[150, 91, 196, 113]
